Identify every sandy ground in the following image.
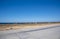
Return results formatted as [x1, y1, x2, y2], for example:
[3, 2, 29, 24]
[0, 24, 60, 39]
[0, 23, 60, 31]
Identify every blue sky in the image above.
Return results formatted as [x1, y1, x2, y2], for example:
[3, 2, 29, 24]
[0, 0, 60, 22]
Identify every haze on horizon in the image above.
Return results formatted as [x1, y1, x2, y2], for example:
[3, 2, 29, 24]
[0, 0, 60, 23]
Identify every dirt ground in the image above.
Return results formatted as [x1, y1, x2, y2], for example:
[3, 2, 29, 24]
[0, 23, 60, 31]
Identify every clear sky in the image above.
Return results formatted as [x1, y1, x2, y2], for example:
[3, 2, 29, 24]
[0, 0, 60, 23]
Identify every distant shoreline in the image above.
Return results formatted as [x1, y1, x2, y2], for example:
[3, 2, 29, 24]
[0, 22, 60, 31]
[0, 22, 60, 24]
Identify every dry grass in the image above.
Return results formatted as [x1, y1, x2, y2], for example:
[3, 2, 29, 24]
[0, 23, 60, 31]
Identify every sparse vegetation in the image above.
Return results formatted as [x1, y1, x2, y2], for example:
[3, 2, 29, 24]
[0, 22, 60, 31]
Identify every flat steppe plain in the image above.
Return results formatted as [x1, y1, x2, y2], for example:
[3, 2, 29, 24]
[0, 23, 60, 31]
